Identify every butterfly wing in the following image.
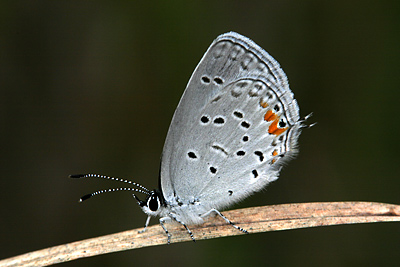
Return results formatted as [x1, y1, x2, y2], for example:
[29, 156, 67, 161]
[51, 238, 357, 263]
[160, 32, 302, 211]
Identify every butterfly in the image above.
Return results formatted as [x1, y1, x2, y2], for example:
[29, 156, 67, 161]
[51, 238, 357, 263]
[71, 32, 310, 244]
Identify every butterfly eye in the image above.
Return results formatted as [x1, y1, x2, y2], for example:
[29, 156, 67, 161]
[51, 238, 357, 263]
[148, 195, 160, 212]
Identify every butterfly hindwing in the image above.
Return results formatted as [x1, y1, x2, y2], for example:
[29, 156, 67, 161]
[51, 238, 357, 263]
[160, 32, 301, 211]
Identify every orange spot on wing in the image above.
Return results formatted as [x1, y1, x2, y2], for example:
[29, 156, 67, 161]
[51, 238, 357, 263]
[264, 110, 277, 122]
[268, 118, 288, 136]
[271, 150, 279, 164]
[260, 100, 268, 108]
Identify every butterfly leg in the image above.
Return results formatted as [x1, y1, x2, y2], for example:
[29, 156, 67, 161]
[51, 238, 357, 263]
[169, 214, 196, 243]
[138, 215, 151, 233]
[159, 216, 195, 244]
[201, 208, 249, 234]
[159, 216, 173, 244]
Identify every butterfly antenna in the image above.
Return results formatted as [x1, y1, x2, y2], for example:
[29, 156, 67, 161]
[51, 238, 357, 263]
[69, 173, 150, 193]
[79, 187, 149, 202]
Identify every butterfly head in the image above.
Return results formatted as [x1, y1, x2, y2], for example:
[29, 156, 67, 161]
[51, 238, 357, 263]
[135, 189, 165, 217]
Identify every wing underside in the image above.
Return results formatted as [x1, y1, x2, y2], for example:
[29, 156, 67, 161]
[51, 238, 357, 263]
[160, 32, 301, 210]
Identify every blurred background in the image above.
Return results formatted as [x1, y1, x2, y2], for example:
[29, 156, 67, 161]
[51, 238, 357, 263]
[1, 1, 399, 266]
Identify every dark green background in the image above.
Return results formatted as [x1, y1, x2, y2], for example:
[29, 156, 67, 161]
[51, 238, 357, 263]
[1, 1, 399, 266]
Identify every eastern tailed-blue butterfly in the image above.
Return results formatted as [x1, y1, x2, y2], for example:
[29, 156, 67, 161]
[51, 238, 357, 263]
[71, 32, 309, 244]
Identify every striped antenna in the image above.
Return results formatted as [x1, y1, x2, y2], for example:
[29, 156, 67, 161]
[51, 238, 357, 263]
[69, 173, 150, 193]
[70, 173, 151, 202]
[78, 187, 149, 202]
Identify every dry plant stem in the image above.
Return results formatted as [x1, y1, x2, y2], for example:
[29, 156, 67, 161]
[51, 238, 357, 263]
[1, 201, 400, 267]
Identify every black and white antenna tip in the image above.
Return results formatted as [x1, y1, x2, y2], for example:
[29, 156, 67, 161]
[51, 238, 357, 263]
[69, 174, 86, 179]
[79, 194, 92, 202]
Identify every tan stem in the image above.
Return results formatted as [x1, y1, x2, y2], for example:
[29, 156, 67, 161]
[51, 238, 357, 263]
[1, 201, 399, 267]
